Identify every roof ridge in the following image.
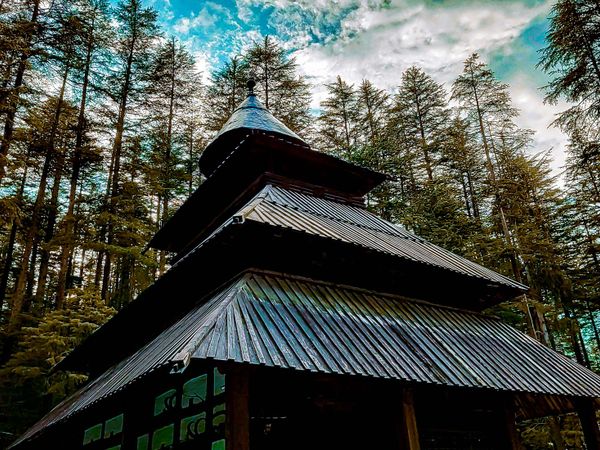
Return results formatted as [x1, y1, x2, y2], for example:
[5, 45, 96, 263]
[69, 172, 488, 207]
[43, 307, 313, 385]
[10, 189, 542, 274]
[169, 274, 251, 373]
[236, 184, 274, 218]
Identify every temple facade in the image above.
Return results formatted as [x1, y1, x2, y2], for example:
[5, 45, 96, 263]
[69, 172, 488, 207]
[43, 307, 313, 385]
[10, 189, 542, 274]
[11, 81, 600, 450]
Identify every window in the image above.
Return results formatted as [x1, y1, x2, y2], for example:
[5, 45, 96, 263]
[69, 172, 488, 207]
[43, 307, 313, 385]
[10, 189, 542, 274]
[81, 364, 227, 450]
[180, 412, 206, 442]
[154, 389, 178, 416]
[83, 424, 103, 445]
[104, 414, 124, 438]
[151, 424, 174, 450]
[182, 375, 207, 408]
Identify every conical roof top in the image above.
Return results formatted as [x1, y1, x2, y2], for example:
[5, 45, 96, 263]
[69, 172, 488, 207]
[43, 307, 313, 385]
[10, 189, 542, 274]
[214, 93, 303, 143]
[199, 80, 309, 176]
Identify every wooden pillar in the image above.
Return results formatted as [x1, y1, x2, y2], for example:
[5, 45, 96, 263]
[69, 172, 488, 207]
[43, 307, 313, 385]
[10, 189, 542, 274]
[401, 388, 421, 450]
[502, 396, 524, 450]
[575, 398, 600, 450]
[225, 367, 249, 450]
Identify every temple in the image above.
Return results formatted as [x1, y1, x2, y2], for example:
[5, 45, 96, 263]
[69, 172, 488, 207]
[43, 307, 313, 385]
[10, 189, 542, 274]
[11, 81, 600, 450]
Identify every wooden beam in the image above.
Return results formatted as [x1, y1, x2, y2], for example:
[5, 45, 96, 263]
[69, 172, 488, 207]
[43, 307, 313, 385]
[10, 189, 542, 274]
[502, 396, 525, 450]
[401, 388, 421, 450]
[575, 398, 600, 450]
[225, 367, 250, 450]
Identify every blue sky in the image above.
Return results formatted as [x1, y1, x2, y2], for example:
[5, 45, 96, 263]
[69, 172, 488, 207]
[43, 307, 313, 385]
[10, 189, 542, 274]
[149, 0, 567, 174]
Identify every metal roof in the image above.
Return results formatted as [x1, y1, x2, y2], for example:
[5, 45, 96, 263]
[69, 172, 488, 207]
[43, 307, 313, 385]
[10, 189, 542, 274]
[199, 93, 310, 176]
[236, 185, 526, 291]
[13, 271, 600, 447]
[205, 94, 306, 151]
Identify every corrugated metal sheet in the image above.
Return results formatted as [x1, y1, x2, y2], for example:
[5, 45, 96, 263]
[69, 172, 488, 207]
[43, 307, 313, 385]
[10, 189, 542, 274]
[239, 185, 526, 290]
[185, 272, 600, 396]
[14, 271, 600, 447]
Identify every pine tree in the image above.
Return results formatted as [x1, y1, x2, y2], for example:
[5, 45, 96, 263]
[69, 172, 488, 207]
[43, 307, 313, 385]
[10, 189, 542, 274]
[0, 288, 114, 435]
[32, 6, 90, 309]
[355, 80, 388, 157]
[0, 0, 43, 180]
[442, 117, 485, 220]
[204, 56, 248, 133]
[538, 0, 600, 366]
[353, 79, 392, 215]
[390, 66, 450, 182]
[98, 0, 158, 302]
[245, 36, 312, 135]
[8, 50, 77, 329]
[317, 76, 357, 159]
[145, 37, 199, 274]
[556, 124, 600, 368]
[539, 0, 600, 130]
[451, 54, 522, 282]
[0, 144, 32, 314]
[180, 95, 205, 195]
[55, 0, 111, 309]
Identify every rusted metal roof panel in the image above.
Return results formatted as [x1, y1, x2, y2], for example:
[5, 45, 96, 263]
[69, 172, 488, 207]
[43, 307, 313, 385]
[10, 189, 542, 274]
[240, 185, 526, 290]
[14, 271, 600, 447]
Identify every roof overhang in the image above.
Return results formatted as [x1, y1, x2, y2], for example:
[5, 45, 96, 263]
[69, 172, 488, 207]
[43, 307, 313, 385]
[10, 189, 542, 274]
[150, 133, 386, 253]
[12, 270, 600, 449]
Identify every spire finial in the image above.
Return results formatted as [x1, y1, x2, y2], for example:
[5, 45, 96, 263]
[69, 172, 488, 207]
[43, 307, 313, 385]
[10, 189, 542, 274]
[247, 77, 256, 96]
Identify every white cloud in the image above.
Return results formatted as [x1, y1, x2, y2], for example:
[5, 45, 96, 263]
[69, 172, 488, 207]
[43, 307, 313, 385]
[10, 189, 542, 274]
[284, 1, 568, 178]
[172, 0, 569, 178]
[173, 2, 225, 34]
[294, 2, 549, 90]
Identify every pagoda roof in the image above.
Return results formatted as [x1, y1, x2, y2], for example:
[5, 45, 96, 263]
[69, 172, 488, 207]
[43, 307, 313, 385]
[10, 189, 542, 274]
[57, 184, 525, 378]
[199, 93, 309, 176]
[148, 133, 386, 254]
[12, 270, 600, 447]
[231, 184, 525, 291]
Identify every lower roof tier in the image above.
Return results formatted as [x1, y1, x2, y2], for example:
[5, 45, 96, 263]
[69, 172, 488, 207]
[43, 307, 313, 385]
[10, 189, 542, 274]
[13, 270, 600, 448]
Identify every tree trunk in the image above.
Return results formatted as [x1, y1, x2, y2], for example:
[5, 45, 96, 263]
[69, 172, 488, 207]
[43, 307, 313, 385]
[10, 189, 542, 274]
[466, 170, 480, 219]
[0, 160, 30, 312]
[469, 72, 522, 284]
[548, 417, 566, 450]
[0, 0, 41, 180]
[585, 299, 600, 353]
[263, 38, 269, 109]
[34, 148, 65, 307]
[562, 303, 587, 366]
[188, 125, 194, 196]
[415, 95, 433, 182]
[158, 38, 176, 276]
[460, 173, 472, 217]
[9, 63, 69, 329]
[56, 12, 96, 308]
[101, 17, 137, 301]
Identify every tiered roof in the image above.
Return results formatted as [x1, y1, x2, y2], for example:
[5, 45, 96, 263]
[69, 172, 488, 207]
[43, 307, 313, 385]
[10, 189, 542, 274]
[12, 82, 600, 448]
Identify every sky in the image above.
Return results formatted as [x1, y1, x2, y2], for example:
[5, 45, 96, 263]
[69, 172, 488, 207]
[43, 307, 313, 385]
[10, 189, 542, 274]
[149, 0, 568, 176]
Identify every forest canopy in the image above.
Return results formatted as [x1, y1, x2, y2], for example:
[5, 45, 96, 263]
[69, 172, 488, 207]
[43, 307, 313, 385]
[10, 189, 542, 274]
[0, 0, 598, 447]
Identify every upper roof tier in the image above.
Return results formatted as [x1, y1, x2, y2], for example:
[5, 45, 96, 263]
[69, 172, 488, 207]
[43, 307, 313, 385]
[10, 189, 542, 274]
[199, 85, 309, 177]
[149, 84, 386, 255]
